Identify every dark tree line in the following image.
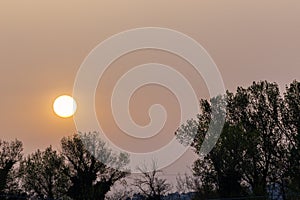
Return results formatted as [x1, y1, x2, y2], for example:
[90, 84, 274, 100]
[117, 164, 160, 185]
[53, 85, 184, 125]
[0, 132, 129, 200]
[176, 80, 300, 199]
[1, 80, 300, 200]
[0, 136, 171, 200]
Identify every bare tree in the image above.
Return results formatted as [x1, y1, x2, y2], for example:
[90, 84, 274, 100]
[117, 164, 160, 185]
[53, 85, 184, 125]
[133, 162, 172, 200]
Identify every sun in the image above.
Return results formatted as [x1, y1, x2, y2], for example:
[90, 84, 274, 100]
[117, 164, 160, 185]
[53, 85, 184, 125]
[53, 95, 77, 118]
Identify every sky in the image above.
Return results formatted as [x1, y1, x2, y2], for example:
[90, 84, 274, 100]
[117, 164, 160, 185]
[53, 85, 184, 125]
[1, 0, 300, 178]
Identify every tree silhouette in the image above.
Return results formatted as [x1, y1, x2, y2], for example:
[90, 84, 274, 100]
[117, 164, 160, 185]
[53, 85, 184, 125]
[0, 139, 23, 195]
[132, 162, 172, 200]
[226, 81, 285, 196]
[20, 146, 70, 199]
[176, 81, 288, 198]
[283, 80, 300, 193]
[61, 132, 129, 200]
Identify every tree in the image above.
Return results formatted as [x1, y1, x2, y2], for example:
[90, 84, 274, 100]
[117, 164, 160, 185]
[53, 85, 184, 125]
[177, 96, 245, 198]
[61, 132, 129, 200]
[283, 80, 300, 193]
[176, 81, 286, 198]
[178, 122, 247, 198]
[105, 180, 132, 200]
[0, 139, 23, 195]
[20, 146, 70, 199]
[226, 81, 285, 196]
[132, 162, 172, 200]
[176, 173, 215, 199]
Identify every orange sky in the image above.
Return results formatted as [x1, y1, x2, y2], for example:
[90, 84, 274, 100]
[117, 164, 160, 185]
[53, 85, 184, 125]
[1, 1, 300, 176]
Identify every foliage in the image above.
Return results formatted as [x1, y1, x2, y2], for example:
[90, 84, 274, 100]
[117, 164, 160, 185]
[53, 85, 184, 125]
[283, 80, 300, 193]
[0, 139, 23, 195]
[176, 80, 300, 198]
[105, 180, 132, 200]
[20, 146, 70, 199]
[61, 132, 130, 200]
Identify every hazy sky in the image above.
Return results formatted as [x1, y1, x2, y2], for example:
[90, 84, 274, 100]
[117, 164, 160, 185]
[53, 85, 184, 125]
[1, 1, 300, 176]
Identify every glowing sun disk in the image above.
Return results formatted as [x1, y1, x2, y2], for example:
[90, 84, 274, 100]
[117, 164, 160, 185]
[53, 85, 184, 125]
[53, 95, 77, 118]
